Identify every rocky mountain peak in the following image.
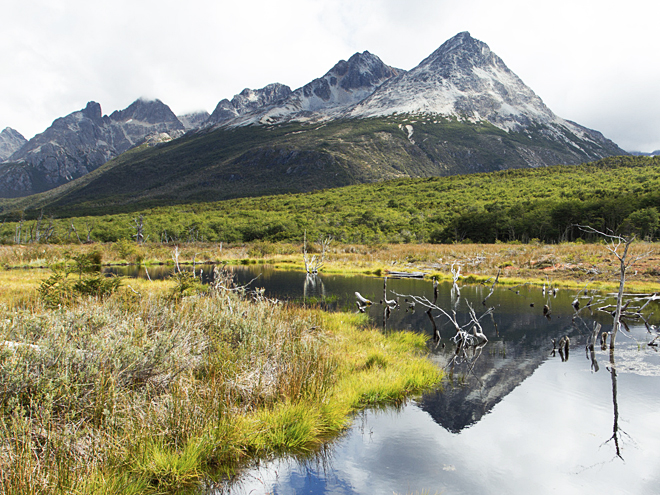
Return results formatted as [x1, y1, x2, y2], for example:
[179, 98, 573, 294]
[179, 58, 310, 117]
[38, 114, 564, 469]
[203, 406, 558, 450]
[178, 111, 211, 131]
[109, 98, 182, 125]
[349, 32, 557, 131]
[1, 98, 186, 195]
[231, 84, 293, 114]
[81, 101, 104, 125]
[330, 51, 402, 91]
[216, 50, 403, 126]
[0, 127, 27, 162]
[206, 83, 293, 125]
[419, 31, 505, 76]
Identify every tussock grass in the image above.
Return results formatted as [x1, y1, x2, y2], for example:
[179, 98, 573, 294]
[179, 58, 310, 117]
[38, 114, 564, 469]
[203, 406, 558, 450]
[0, 268, 441, 494]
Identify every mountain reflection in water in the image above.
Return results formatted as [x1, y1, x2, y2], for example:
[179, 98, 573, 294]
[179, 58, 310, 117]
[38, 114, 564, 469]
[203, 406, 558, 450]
[106, 265, 660, 494]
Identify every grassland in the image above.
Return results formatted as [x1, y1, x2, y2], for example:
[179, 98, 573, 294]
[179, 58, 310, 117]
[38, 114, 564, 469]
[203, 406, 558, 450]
[0, 258, 441, 494]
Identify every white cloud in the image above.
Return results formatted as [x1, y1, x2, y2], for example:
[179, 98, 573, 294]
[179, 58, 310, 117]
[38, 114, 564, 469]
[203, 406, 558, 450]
[1, 0, 659, 151]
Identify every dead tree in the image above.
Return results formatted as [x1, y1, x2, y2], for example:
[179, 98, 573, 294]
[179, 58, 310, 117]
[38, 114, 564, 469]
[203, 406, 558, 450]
[83, 222, 94, 243]
[579, 226, 648, 349]
[133, 214, 146, 245]
[303, 231, 331, 274]
[382, 277, 398, 308]
[68, 222, 83, 243]
[172, 246, 181, 273]
[393, 282, 494, 350]
[451, 262, 461, 296]
[28, 210, 55, 244]
[14, 215, 24, 244]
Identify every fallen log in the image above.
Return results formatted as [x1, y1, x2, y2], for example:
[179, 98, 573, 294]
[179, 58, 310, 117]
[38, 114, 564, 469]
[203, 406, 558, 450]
[385, 271, 426, 279]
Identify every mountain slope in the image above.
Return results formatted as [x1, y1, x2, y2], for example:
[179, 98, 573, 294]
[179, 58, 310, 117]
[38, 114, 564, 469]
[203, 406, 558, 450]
[0, 114, 625, 217]
[178, 111, 211, 131]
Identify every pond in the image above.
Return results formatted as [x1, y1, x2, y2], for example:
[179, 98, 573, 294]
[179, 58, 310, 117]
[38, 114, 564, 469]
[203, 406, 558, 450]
[109, 265, 660, 494]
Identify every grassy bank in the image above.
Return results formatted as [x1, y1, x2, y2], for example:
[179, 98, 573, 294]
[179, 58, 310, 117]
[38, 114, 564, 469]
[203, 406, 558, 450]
[0, 267, 441, 494]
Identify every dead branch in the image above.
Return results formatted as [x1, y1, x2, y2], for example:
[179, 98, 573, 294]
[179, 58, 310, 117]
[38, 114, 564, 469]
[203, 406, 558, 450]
[382, 277, 397, 308]
[482, 269, 501, 305]
[577, 225, 651, 349]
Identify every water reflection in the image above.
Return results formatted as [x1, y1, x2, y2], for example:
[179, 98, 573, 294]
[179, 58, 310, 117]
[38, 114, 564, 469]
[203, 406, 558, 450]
[106, 264, 660, 494]
[215, 325, 660, 495]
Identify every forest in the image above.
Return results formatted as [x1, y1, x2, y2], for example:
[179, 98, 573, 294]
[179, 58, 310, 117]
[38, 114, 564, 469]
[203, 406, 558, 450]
[1, 155, 659, 246]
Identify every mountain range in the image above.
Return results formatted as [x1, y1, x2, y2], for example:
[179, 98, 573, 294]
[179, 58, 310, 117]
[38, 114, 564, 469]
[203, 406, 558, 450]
[0, 32, 626, 210]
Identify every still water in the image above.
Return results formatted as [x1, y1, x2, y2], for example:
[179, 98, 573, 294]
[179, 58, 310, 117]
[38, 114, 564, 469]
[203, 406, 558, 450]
[109, 265, 660, 494]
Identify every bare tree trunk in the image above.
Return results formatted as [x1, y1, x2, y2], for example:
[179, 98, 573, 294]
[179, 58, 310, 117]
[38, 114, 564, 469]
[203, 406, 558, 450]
[133, 214, 145, 245]
[610, 240, 631, 349]
[70, 222, 83, 243]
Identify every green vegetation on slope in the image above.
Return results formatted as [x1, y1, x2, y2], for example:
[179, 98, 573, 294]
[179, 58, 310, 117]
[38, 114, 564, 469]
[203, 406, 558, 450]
[1, 155, 659, 245]
[0, 115, 623, 213]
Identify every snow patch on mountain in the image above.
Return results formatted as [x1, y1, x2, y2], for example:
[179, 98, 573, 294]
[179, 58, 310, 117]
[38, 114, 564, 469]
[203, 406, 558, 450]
[348, 32, 556, 132]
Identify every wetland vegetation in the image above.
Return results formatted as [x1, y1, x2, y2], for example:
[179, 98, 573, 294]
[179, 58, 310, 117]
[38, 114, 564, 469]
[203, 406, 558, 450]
[0, 247, 441, 494]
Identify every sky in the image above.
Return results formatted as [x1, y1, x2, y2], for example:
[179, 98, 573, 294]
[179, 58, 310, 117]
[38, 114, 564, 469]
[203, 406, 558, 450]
[1, 0, 659, 152]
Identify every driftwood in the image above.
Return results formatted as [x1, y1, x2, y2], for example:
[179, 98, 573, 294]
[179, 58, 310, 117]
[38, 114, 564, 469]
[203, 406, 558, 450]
[385, 271, 426, 279]
[355, 291, 372, 312]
